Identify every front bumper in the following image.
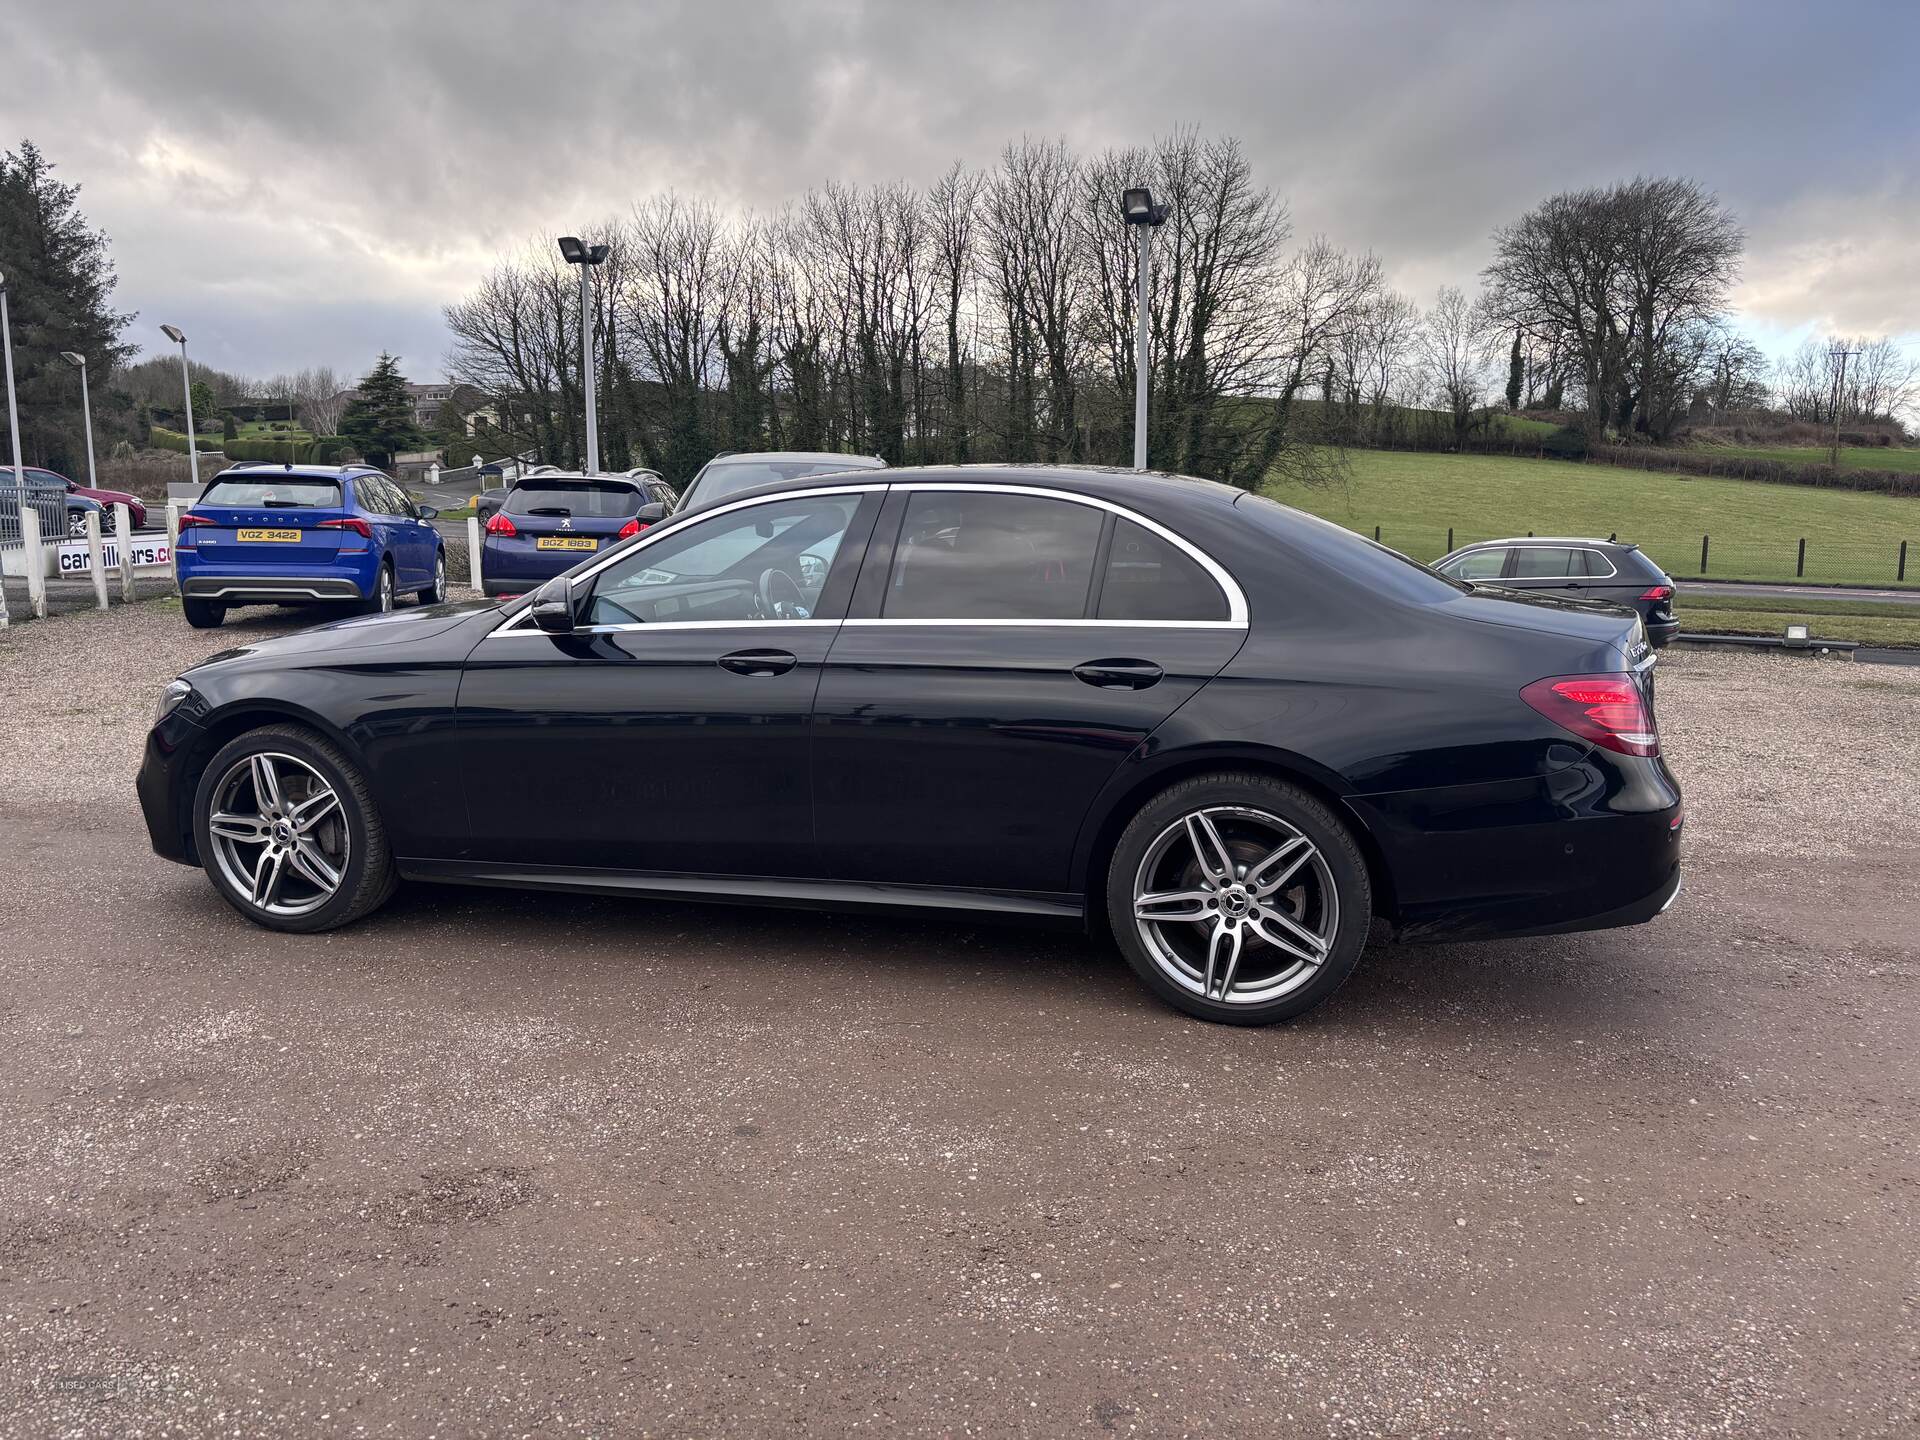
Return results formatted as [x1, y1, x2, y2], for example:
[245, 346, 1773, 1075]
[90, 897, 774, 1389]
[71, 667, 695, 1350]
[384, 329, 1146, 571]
[137, 711, 205, 866]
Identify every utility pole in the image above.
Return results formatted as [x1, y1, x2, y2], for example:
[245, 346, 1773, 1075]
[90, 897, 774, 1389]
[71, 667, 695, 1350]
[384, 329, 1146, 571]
[1828, 347, 1859, 470]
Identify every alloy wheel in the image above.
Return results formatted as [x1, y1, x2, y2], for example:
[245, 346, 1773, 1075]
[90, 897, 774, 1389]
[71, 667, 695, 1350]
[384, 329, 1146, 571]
[432, 553, 446, 601]
[68, 511, 89, 539]
[206, 752, 350, 917]
[378, 567, 394, 612]
[1132, 805, 1339, 1006]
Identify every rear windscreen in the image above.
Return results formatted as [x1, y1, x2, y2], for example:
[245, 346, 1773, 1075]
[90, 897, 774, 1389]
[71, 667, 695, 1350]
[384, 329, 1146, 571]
[199, 478, 342, 508]
[504, 482, 642, 518]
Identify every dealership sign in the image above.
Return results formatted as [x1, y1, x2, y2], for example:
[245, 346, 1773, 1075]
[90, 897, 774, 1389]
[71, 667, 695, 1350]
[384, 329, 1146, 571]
[56, 534, 173, 574]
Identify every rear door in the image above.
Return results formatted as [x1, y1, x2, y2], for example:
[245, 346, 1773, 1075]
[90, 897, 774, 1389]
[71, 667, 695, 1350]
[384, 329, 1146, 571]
[811, 485, 1247, 896]
[357, 475, 429, 587]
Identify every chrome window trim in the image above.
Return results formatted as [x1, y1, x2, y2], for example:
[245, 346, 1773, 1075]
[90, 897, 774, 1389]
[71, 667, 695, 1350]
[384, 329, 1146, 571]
[881, 482, 1247, 628]
[484, 483, 887, 638]
[482, 478, 1249, 639]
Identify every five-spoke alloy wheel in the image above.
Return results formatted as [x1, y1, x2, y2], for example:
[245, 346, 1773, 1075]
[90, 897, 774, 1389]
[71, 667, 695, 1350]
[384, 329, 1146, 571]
[1108, 773, 1369, 1024]
[192, 724, 396, 931]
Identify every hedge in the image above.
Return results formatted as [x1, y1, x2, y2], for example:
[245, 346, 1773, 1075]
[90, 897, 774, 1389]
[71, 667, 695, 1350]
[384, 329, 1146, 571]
[149, 426, 358, 466]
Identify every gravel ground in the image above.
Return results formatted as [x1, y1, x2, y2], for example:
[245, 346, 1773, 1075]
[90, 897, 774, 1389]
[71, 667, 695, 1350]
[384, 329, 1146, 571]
[0, 613, 1916, 1437]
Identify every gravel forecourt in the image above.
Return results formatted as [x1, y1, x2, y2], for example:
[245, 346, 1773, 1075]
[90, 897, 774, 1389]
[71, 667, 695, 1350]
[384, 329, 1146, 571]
[1, 598, 1916, 1438]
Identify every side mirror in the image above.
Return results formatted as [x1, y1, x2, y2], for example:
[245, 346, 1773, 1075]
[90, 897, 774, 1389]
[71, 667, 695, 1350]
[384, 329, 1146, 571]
[529, 576, 576, 634]
[635, 501, 667, 525]
[416, 504, 440, 520]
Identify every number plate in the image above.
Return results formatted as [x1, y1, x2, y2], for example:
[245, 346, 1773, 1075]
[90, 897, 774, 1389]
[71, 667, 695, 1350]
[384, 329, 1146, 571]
[536, 536, 597, 551]
[237, 528, 301, 543]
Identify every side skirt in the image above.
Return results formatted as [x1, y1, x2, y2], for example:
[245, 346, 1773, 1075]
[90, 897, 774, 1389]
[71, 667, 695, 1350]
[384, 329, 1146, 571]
[396, 858, 1086, 927]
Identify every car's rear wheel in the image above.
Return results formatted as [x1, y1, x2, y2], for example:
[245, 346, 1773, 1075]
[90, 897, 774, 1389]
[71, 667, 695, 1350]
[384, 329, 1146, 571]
[191, 724, 396, 933]
[417, 549, 447, 604]
[361, 560, 395, 616]
[1106, 772, 1371, 1025]
[182, 596, 226, 629]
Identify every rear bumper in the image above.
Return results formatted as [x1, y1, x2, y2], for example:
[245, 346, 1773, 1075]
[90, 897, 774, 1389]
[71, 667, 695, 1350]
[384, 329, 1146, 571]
[1647, 618, 1680, 647]
[180, 574, 367, 602]
[480, 538, 606, 590]
[1350, 752, 1685, 943]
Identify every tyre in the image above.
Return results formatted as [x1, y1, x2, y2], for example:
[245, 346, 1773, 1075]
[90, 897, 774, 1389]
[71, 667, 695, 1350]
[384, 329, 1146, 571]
[191, 723, 396, 933]
[182, 596, 226, 629]
[1105, 772, 1371, 1025]
[360, 560, 396, 616]
[417, 548, 447, 604]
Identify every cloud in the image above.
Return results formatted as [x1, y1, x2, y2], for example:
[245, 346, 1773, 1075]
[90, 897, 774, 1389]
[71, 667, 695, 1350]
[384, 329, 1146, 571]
[4, 0, 1916, 378]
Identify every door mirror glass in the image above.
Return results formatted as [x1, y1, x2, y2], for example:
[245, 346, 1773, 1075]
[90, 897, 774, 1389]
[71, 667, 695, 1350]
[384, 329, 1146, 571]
[529, 576, 576, 634]
[635, 501, 667, 525]
[416, 504, 440, 520]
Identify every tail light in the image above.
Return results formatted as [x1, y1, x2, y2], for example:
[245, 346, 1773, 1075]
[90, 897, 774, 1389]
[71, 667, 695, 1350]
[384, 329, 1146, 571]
[317, 516, 373, 540]
[1520, 673, 1659, 757]
[484, 511, 517, 537]
[1638, 585, 1673, 603]
[616, 518, 649, 539]
[175, 512, 213, 546]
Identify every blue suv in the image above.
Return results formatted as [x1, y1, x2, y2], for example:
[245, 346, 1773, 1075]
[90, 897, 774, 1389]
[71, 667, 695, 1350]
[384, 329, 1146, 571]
[174, 464, 446, 629]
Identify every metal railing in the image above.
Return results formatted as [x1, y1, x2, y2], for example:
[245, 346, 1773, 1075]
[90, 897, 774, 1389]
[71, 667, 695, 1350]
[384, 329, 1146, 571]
[0, 480, 66, 549]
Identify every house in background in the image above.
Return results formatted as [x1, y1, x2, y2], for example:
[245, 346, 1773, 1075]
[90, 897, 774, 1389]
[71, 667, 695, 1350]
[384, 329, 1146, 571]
[328, 382, 460, 431]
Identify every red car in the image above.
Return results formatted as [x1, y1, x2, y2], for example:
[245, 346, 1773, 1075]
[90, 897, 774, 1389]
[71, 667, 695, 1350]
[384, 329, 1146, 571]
[18, 465, 149, 536]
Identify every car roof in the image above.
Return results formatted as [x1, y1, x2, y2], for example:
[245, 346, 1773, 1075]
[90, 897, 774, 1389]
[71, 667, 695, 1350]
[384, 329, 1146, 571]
[680, 462, 1246, 514]
[1453, 536, 1638, 550]
[507, 470, 647, 489]
[211, 464, 379, 481]
[703, 451, 887, 468]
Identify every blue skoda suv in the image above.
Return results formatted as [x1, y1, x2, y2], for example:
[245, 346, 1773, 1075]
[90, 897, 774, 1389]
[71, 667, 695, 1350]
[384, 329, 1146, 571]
[173, 464, 446, 629]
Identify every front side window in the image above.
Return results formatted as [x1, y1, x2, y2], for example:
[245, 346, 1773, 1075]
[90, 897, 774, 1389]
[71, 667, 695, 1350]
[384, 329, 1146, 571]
[1096, 518, 1228, 621]
[1511, 546, 1579, 578]
[885, 492, 1103, 620]
[583, 493, 862, 626]
[1440, 548, 1507, 581]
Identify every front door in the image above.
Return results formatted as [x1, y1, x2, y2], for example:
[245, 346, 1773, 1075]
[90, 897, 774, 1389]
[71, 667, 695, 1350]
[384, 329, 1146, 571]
[452, 488, 881, 875]
[811, 486, 1247, 897]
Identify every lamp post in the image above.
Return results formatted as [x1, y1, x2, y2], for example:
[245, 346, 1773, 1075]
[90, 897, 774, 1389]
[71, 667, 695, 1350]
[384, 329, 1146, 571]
[61, 352, 99, 489]
[0, 268, 22, 490]
[159, 323, 199, 487]
[1120, 187, 1170, 471]
[558, 236, 610, 474]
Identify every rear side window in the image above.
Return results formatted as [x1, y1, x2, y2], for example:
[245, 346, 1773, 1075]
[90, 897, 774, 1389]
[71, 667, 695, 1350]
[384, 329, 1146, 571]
[506, 482, 643, 519]
[1578, 548, 1618, 577]
[1511, 546, 1580, 578]
[885, 492, 1102, 620]
[1097, 519, 1228, 621]
[199, 477, 342, 508]
[355, 476, 402, 515]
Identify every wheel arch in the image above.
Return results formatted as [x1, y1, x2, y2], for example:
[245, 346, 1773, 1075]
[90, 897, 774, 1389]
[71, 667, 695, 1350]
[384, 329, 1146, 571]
[1074, 744, 1398, 930]
[167, 701, 368, 860]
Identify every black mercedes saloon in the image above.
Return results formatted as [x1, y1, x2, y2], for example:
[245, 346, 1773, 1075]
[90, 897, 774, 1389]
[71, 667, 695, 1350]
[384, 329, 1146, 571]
[137, 466, 1682, 1024]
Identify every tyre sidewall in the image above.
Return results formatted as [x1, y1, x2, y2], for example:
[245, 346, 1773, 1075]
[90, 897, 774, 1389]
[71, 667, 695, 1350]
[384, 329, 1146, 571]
[192, 728, 380, 933]
[1106, 774, 1371, 1025]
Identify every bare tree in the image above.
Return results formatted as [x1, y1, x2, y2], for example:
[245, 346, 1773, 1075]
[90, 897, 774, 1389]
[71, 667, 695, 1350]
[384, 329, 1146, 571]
[1421, 285, 1492, 444]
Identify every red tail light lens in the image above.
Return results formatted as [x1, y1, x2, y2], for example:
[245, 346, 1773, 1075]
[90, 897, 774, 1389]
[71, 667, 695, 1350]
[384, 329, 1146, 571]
[1638, 585, 1673, 603]
[616, 518, 648, 539]
[317, 516, 373, 540]
[484, 511, 517, 537]
[1521, 673, 1659, 757]
[176, 511, 215, 530]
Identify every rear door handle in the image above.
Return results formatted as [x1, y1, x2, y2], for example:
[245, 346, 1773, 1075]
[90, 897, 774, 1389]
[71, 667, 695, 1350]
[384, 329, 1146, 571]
[718, 648, 798, 677]
[1073, 659, 1164, 690]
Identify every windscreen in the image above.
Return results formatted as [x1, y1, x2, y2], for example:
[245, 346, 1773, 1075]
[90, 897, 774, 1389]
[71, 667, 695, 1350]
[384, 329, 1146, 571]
[504, 481, 642, 518]
[198, 478, 342, 508]
[697, 460, 867, 505]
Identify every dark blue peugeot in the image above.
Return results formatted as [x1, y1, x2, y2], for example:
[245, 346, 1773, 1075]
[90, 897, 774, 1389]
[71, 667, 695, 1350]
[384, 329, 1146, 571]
[479, 472, 664, 597]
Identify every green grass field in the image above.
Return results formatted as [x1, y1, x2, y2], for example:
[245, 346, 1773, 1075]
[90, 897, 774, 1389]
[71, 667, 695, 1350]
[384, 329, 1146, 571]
[1696, 442, 1920, 473]
[1266, 449, 1920, 587]
[1679, 592, 1920, 647]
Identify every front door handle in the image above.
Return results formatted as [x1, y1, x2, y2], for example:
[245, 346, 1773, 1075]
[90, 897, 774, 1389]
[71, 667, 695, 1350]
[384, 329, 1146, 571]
[1073, 659, 1164, 690]
[718, 648, 798, 677]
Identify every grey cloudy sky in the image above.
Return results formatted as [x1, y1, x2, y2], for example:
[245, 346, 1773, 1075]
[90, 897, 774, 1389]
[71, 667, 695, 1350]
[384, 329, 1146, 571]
[6, 0, 1917, 381]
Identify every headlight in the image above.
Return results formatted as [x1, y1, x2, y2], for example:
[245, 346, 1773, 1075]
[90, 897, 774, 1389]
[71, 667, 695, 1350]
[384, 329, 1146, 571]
[154, 678, 193, 724]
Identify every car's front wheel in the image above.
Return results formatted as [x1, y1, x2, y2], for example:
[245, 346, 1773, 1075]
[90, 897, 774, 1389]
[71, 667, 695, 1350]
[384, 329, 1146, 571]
[1106, 772, 1371, 1025]
[191, 724, 396, 932]
[67, 509, 90, 539]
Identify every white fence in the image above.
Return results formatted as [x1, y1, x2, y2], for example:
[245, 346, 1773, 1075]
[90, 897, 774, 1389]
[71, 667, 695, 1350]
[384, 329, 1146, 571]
[0, 498, 178, 626]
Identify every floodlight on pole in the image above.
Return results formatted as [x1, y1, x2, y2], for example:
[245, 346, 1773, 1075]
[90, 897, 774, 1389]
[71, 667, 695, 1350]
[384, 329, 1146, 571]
[1120, 187, 1169, 471]
[558, 235, 610, 473]
[160, 323, 200, 487]
[62, 351, 99, 489]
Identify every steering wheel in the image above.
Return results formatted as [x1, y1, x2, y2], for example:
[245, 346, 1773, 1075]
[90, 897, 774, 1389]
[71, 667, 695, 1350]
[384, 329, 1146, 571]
[757, 567, 809, 620]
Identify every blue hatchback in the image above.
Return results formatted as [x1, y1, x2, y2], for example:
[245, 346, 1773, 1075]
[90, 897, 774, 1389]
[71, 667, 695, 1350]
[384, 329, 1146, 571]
[174, 464, 446, 629]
